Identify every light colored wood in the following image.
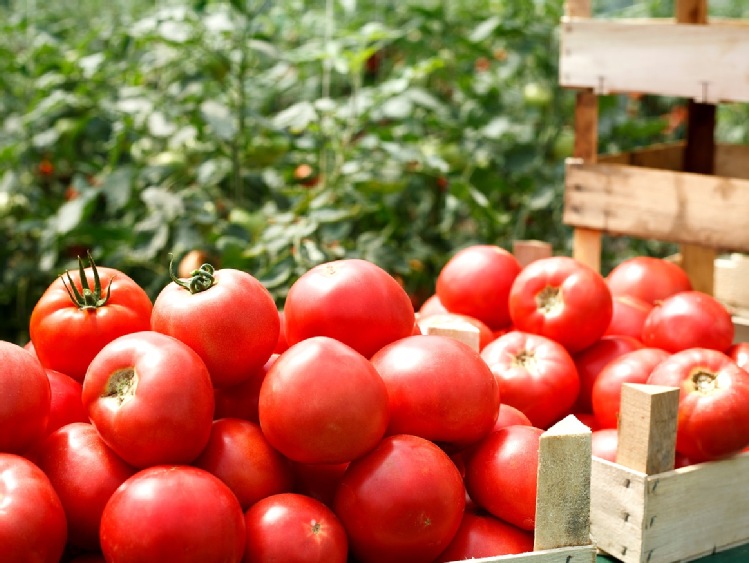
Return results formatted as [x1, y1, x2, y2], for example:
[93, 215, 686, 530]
[421, 316, 481, 352]
[680, 244, 716, 294]
[448, 545, 596, 563]
[564, 0, 591, 18]
[559, 18, 749, 103]
[513, 240, 553, 268]
[615, 384, 679, 475]
[715, 253, 749, 316]
[715, 144, 749, 180]
[572, 228, 601, 272]
[534, 415, 592, 551]
[676, 0, 708, 25]
[563, 160, 749, 253]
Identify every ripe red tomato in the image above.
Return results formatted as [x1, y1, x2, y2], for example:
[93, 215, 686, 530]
[291, 461, 350, 508]
[573, 335, 643, 413]
[508, 256, 613, 353]
[416, 312, 495, 350]
[371, 334, 499, 448]
[728, 342, 749, 370]
[259, 336, 389, 464]
[32, 422, 136, 550]
[591, 428, 618, 462]
[591, 348, 670, 429]
[100, 465, 246, 563]
[647, 348, 749, 462]
[435, 244, 522, 331]
[274, 309, 289, 354]
[213, 355, 277, 424]
[151, 263, 279, 388]
[493, 403, 532, 431]
[418, 293, 449, 317]
[243, 493, 348, 563]
[284, 259, 415, 358]
[44, 369, 88, 436]
[605, 294, 653, 340]
[29, 255, 153, 382]
[81, 331, 215, 468]
[0, 453, 67, 563]
[642, 291, 734, 353]
[193, 418, 294, 510]
[464, 425, 543, 531]
[606, 256, 692, 305]
[435, 511, 534, 562]
[480, 331, 579, 429]
[0, 341, 51, 454]
[334, 434, 465, 563]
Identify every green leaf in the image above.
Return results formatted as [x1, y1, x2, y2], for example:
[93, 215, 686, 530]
[200, 100, 237, 140]
[102, 167, 133, 214]
[273, 102, 318, 133]
[469, 16, 501, 43]
[54, 191, 98, 235]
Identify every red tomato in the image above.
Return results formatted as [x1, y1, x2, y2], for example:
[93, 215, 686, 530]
[81, 331, 215, 468]
[0, 341, 51, 454]
[493, 403, 532, 431]
[259, 336, 389, 464]
[647, 348, 749, 462]
[334, 434, 465, 563]
[435, 511, 534, 562]
[291, 461, 350, 508]
[480, 331, 579, 429]
[416, 312, 495, 350]
[606, 256, 692, 305]
[32, 422, 136, 550]
[243, 493, 348, 563]
[435, 244, 522, 330]
[284, 259, 415, 358]
[213, 355, 277, 424]
[605, 294, 653, 340]
[464, 425, 544, 531]
[642, 291, 734, 353]
[0, 453, 67, 562]
[44, 369, 88, 436]
[728, 342, 749, 370]
[151, 263, 279, 388]
[573, 335, 643, 413]
[591, 428, 618, 462]
[29, 255, 153, 382]
[100, 465, 246, 563]
[274, 310, 289, 354]
[592, 348, 670, 429]
[371, 334, 499, 448]
[508, 256, 613, 353]
[418, 293, 449, 317]
[193, 418, 294, 511]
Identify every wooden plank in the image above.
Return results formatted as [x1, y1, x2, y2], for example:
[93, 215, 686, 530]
[563, 160, 749, 253]
[676, 0, 708, 25]
[715, 144, 749, 180]
[451, 545, 596, 563]
[422, 317, 480, 352]
[572, 228, 601, 272]
[513, 240, 553, 268]
[715, 254, 749, 313]
[681, 244, 716, 294]
[559, 19, 749, 103]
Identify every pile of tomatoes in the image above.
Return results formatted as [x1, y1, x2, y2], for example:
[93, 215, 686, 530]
[2, 246, 749, 563]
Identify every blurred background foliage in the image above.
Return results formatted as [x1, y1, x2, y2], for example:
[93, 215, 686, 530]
[1, 0, 748, 343]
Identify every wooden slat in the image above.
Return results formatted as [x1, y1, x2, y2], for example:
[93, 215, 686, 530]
[452, 545, 596, 563]
[421, 317, 480, 352]
[716, 144, 749, 180]
[513, 240, 553, 268]
[563, 160, 749, 253]
[559, 19, 749, 103]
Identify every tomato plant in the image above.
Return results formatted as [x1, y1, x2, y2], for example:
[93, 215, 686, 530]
[606, 257, 692, 305]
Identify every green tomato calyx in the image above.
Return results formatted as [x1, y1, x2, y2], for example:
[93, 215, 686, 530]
[169, 253, 216, 294]
[61, 252, 113, 310]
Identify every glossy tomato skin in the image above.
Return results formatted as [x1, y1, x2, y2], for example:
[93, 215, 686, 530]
[44, 369, 88, 436]
[291, 461, 350, 509]
[100, 465, 246, 563]
[151, 268, 279, 389]
[334, 434, 466, 563]
[606, 256, 692, 305]
[284, 259, 415, 358]
[81, 331, 215, 468]
[605, 294, 653, 340]
[647, 348, 749, 462]
[213, 355, 277, 424]
[435, 511, 534, 562]
[508, 256, 613, 353]
[259, 336, 389, 464]
[0, 453, 67, 563]
[30, 265, 153, 382]
[243, 493, 348, 563]
[592, 348, 670, 429]
[418, 293, 449, 317]
[371, 334, 500, 448]
[591, 428, 618, 463]
[464, 425, 544, 531]
[33, 422, 137, 550]
[480, 331, 579, 429]
[435, 245, 522, 330]
[642, 291, 734, 353]
[493, 403, 532, 431]
[728, 343, 749, 370]
[0, 341, 51, 454]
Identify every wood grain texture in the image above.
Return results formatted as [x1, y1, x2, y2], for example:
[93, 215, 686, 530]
[446, 545, 596, 563]
[512, 240, 553, 268]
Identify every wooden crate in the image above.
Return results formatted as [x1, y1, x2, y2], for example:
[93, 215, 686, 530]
[591, 383, 749, 563]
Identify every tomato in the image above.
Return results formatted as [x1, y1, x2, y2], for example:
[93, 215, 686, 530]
[605, 294, 653, 340]
[573, 335, 643, 413]
[493, 403, 532, 431]
[418, 293, 449, 317]
[193, 418, 294, 511]
[151, 261, 279, 388]
[642, 291, 734, 353]
[100, 465, 246, 563]
[435, 511, 534, 562]
[435, 244, 522, 330]
[509, 256, 613, 353]
[213, 355, 277, 424]
[44, 369, 88, 436]
[33, 422, 136, 551]
[81, 331, 215, 468]
[0, 453, 67, 562]
[243, 493, 348, 563]
[291, 461, 350, 508]
[606, 256, 692, 305]
[591, 428, 618, 462]
[274, 310, 289, 354]
[371, 334, 499, 448]
[464, 425, 543, 530]
[647, 348, 749, 462]
[728, 342, 749, 370]
[259, 336, 389, 464]
[333, 434, 465, 563]
[284, 259, 415, 358]
[480, 331, 579, 429]
[29, 254, 153, 382]
[0, 341, 51, 454]
[592, 348, 670, 429]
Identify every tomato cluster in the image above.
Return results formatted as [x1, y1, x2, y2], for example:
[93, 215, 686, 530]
[2, 248, 749, 562]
